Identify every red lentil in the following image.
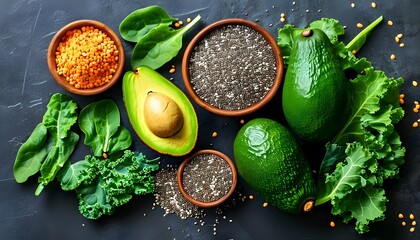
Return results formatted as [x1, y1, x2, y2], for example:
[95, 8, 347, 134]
[55, 26, 118, 89]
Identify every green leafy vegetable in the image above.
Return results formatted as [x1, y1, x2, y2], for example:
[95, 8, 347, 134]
[278, 18, 405, 233]
[42, 93, 78, 140]
[131, 15, 201, 69]
[119, 6, 201, 70]
[57, 150, 159, 219]
[119, 5, 177, 43]
[36, 132, 79, 195]
[13, 123, 49, 183]
[78, 99, 132, 157]
[13, 93, 79, 196]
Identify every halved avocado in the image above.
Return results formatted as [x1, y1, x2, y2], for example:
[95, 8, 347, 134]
[122, 66, 198, 156]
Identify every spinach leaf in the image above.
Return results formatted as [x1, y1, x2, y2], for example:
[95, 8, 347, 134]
[13, 93, 80, 196]
[131, 15, 201, 69]
[119, 5, 177, 43]
[79, 99, 132, 156]
[346, 16, 383, 53]
[36, 131, 79, 195]
[42, 93, 78, 140]
[13, 123, 49, 183]
[107, 127, 132, 155]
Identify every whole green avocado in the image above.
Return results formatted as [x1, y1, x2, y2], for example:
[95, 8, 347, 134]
[233, 118, 316, 214]
[282, 29, 350, 143]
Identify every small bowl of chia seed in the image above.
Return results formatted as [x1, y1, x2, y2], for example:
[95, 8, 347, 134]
[182, 18, 284, 116]
[177, 149, 238, 208]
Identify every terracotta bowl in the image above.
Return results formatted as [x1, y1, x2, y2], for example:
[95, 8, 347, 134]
[47, 20, 125, 96]
[182, 18, 284, 116]
[177, 149, 238, 208]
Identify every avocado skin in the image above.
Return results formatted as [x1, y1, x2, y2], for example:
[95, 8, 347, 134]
[233, 118, 316, 214]
[282, 29, 350, 143]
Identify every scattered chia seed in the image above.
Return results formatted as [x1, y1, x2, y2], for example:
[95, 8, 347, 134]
[188, 24, 276, 111]
[154, 169, 204, 219]
[182, 154, 233, 202]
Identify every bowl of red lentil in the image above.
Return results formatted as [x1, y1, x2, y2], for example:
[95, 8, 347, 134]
[177, 149, 238, 208]
[182, 18, 284, 116]
[47, 19, 125, 95]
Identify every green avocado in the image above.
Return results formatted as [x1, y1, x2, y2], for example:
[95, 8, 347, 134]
[233, 118, 316, 214]
[282, 29, 350, 143]
[122, 66, 198, 156]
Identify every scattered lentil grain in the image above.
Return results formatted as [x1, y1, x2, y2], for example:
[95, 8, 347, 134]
[402, 221, 407, 226]
[410, 227, 415, 233]
[249, 195, 254, 200]
[413, 81, 418, 87]
[390, 54, 396, 60]
[330, 221, 335, 228]
[399, 213, 405, 219]
[188, 24, 277, 111]
[410, 214, 415, 220]
[413, 122, 418, 128]
[400, 43, 405, 48]
[212, 132, 218, 138]
[395, 36, 400, 43]
[182, 153, 233, 202]
[263, 202, 269, 207]
[413, 221, 417, 226]
[357, 23, 364, 28]
[387, 20, 394, 26]
[187, 18, 192, 23]
[397, 33, 403, 39]
[351, 3, 356, 8]
[371, 2, 377, 8]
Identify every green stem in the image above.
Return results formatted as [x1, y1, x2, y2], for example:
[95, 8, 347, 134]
[179, 15, 201, 35]
[346, 16, 383, 51]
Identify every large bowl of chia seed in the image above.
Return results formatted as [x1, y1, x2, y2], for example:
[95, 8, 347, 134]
[182, 18, 284, 116]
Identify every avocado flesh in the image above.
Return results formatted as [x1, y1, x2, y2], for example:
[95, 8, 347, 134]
[123, 66, 198, 156]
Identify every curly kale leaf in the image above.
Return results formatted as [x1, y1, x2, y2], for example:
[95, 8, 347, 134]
[58, 151, 159, 219]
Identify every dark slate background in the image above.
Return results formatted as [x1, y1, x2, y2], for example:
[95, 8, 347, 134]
[1, 0, 419, 239]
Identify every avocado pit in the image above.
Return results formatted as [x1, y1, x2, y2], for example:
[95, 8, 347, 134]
[144, 91, 184, 138]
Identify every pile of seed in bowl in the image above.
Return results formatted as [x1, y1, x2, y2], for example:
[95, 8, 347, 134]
[182, 153, 233, 203]
[188, 24, 277, 110]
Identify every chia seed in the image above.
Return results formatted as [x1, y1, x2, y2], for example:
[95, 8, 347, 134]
[154, 169, 204, 219]
[188, 24, 277, 111]
[182, 154, 233, 202]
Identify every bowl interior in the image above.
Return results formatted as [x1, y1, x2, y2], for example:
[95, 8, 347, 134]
[47, 19, 125, 96]
[182, 18, 284, 116]
[177, 149, 238, 208]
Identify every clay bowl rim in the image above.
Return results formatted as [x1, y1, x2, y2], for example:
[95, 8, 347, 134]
[177, 149, 238, 208]
[47, 19, 125, 96]
[182, 18, 284, 117]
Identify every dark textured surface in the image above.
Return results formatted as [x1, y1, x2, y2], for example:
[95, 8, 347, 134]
[1, 0, 419, 239]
